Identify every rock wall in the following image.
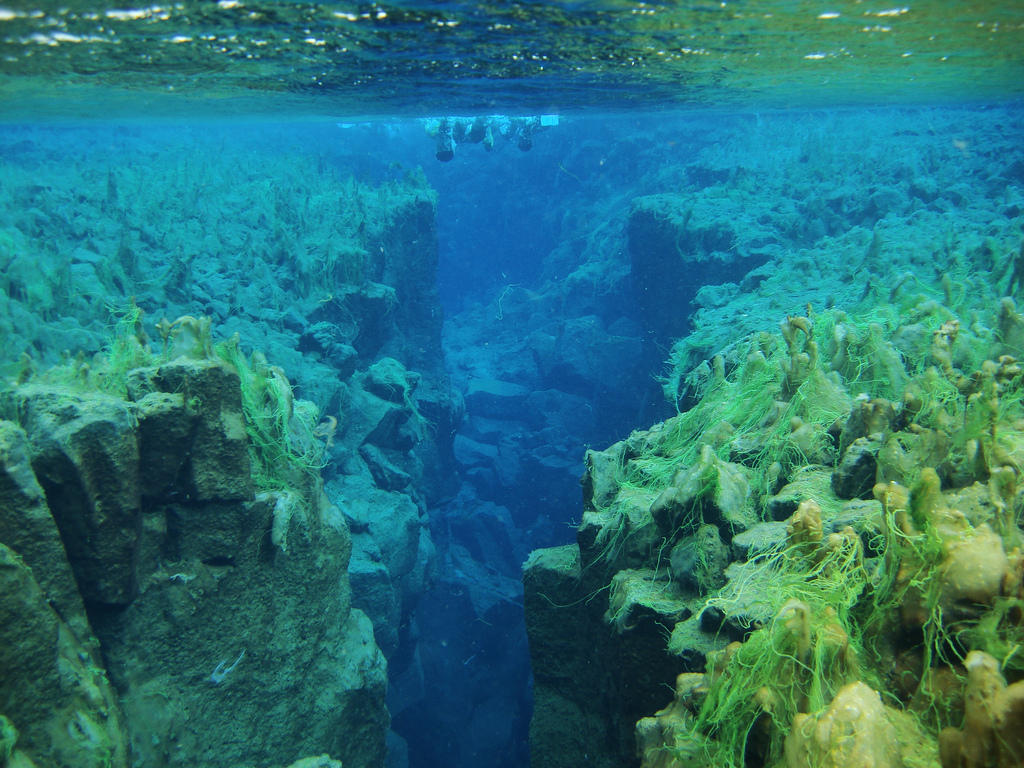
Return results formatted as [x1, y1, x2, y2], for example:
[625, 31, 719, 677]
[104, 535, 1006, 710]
[0, 358, 388, 768]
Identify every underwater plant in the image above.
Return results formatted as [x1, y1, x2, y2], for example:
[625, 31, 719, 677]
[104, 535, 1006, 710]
[214, 333, 327, 493]
[12, 303, 329, 496]
[587, 279, 1024, 768]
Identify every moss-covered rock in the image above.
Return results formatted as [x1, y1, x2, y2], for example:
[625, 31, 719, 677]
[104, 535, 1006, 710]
[0, 359, 391, 768]
[0, 543, 129, 768]
[0, 385, 141, 605]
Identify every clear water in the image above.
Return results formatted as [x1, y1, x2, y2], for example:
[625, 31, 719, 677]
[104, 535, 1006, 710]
[1, 3, 1023, 768]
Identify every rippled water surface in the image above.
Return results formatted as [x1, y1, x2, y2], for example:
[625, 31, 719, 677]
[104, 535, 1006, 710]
[1, 1, 1022, 118]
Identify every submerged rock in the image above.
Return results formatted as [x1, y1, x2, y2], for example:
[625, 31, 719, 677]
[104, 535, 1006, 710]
[1, 385, 141, 605]
[526, 280, 1024, 768]
[939, 650, 1024, 768]
[127, 359, 253, 502]
[832, 435, 882, 500]
[0, 542, 129, 768]
[650, 444, 757, 537]
[784, 681, 910, 768]
[0, 361, 390, 768]
[0, 420, 94, 646]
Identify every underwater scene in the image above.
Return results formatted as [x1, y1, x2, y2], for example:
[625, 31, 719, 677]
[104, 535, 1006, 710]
[1, 3, 1024, 768]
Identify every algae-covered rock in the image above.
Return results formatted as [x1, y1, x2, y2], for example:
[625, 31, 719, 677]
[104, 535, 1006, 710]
[636, 673, 707, 768]
[838, 396, 896, 457]
[126, 359, 253, 502]
[667, 614, 728, 671]
[669, 523, 729, 593]
[525, 543, 684, 768]
[97, 489, 388, 768]
[0, 385, 140, 605]
[523, 544, 618, 768]
[939, 650, 1024, 768]
[731, 521, 788, 561]
[133, 390, 195, 500]
[582, 442, 627, 512]
[0, 420, 93, 645]
[605, 568, 692, 633]
[525, 143, 1024, 766]
[767, 465, 835, 521]
[0, 543, 128, 768]
[578, 484, 661, 571]
[347, 366, 425, 454]
[363, 356, 420, 404]
[0, 352, 392, 768]
[651, 444, 756, 537]
[784, 682, 902, 768]
[832, 435, 882, 499]
[522, 544, 586, 677]
[938, 523, 1009, 617]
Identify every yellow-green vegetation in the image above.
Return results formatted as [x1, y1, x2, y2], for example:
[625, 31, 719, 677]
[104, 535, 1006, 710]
[215, 334, 327, 492]
[601, 283, 1024, 767]
[14, 299, 153, 396]
[17, 302, 328, 494]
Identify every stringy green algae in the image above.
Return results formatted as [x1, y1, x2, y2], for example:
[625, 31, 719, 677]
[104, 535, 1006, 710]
[602, 283, 1024, 768]
[23, 302, 325, 494]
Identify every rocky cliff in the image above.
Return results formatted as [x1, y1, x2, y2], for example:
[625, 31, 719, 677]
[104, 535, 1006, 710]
[0, 348, 389, 768]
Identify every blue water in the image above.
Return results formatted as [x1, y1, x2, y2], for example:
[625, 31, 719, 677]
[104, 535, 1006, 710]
[1, 3, 1023, 768]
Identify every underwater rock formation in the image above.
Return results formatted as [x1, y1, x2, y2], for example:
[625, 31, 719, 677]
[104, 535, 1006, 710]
[628, 193, 769, 343]
[0, 539, 129, 768]
[0, 351, 388, 768]
[0, 135, 467, 765]
[524, 281, 1024, 768]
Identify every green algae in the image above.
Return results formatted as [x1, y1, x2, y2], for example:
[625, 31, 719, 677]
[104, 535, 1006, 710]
[17, 303, 327, 496]
[600, 278, 1024, 767]
[215, 336, 326, 493]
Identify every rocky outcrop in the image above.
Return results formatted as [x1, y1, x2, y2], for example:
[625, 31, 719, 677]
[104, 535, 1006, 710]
[524, 434, 722, 768]
[2, 386, 142, 606]
[0, 358, 389, 768]
[0, 421, 94, 646]
[627, 193, 769, 343]
[0, 541, 129, 768]
[524, 295, 1024, 768]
